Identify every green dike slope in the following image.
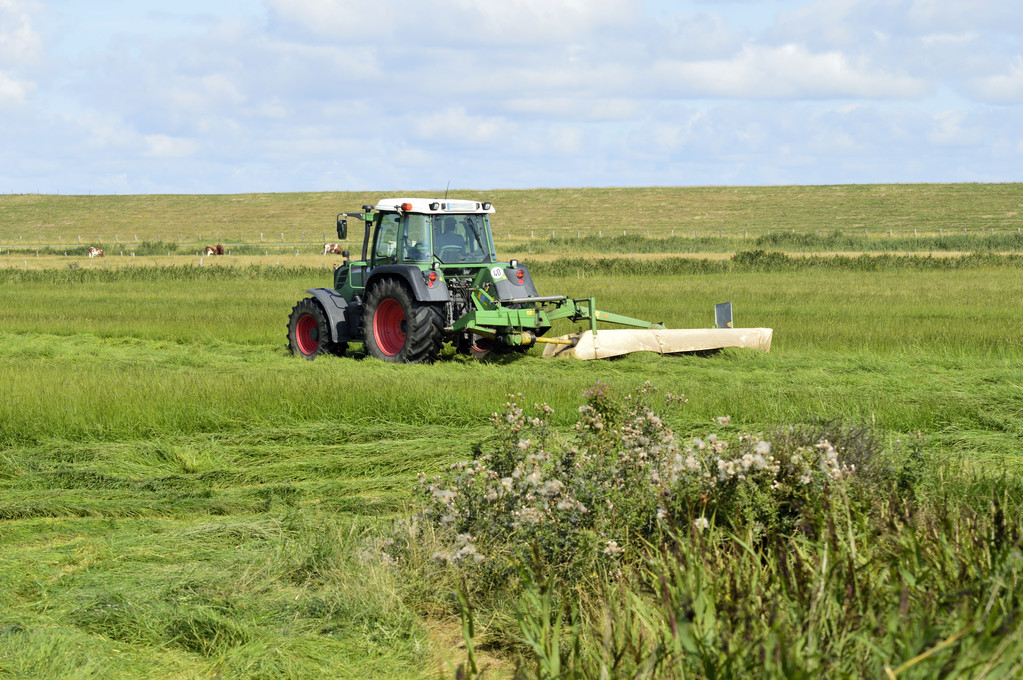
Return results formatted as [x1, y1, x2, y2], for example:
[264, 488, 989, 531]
[1, 254, 1022, 677]
[2, 183, 1021, 246]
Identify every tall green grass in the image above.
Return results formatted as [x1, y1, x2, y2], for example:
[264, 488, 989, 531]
[1, 258, 1021, 677]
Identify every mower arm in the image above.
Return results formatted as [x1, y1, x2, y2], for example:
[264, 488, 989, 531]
[546, 297, 664, 333]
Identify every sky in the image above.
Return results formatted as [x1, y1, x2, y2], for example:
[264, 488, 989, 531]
[0, 0, 1021, 194]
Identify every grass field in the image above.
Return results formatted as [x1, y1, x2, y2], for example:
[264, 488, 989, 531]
[1, 186, 1022, 678]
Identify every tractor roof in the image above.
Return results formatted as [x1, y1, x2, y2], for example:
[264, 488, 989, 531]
[374, 198, 495, 214]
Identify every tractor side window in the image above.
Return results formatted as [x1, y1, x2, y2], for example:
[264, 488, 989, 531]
[374, 214, 399, 261]
[402, 214, 431, 262]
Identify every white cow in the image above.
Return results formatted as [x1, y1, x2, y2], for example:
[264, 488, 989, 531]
[88, 247, 104, 258]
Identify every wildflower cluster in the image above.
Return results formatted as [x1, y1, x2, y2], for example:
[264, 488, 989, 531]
[413, 383, 861, 573]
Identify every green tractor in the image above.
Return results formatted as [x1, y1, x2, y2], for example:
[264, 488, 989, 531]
[287, 198, 772, 363]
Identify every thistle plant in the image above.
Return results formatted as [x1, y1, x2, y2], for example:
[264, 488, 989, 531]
[411, 382, 867, 579]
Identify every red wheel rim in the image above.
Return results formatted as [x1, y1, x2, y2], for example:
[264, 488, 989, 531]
[374, 298, 406, 356]
[296, 313, 319, 354]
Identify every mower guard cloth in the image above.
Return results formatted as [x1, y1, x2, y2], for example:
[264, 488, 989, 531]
[541, 327, 773, 360]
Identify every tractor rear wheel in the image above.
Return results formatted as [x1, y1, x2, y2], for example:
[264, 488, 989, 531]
[363, 279, 444, 363]
[287, 298, 343, 360]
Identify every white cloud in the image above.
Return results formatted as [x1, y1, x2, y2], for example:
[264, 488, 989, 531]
[0, 0, 41, 64]
[414, 107, 506, 144]
[0, 0, 39, 107]
[265, 0, 637, 44]
[655, 44, 927, 100]
[505, 97, 638, 121]
[972, 57, 1023, 104]
[144, 134, 200, 158]
[0, 68, 32, 106]
[919, 32, 978, 46]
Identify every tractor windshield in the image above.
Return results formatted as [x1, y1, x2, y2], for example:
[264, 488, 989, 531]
[432, 214, 494, 264]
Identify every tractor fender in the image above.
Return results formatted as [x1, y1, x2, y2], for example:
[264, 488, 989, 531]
[365, 265, 451, 303]
[493, 263, 540, 300]
[305, 288, 363, 343]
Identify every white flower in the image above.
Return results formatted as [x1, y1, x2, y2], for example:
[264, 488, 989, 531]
[519, 507, 543, 525]
[541, 479, 564, 496]
[432, 488, 456, 505]
[603, 540, 623, 556]
[693, 516, 710, 532]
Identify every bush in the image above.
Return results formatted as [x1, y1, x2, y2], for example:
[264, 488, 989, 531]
[407, 383, 882, 587]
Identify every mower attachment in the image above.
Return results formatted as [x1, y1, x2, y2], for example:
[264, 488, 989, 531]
[541, 327, 773, 360]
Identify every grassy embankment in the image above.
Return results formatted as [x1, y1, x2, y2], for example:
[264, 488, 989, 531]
[1, 251, 1022, 678]
[1, 185, 1020, 268]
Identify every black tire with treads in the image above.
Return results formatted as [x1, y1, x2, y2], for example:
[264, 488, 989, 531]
[287, 298, 345, 360]
[363, 279, 444, 363]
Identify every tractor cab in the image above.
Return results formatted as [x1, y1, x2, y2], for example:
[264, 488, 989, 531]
[365, 199, 497, 267]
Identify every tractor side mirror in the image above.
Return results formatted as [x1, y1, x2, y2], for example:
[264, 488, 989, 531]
[336, 216, 347, 240]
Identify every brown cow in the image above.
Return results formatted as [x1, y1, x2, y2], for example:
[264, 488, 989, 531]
[323, 243, 345, 255]
[88, 247, 104, 258]
[204, 244, 225, 256]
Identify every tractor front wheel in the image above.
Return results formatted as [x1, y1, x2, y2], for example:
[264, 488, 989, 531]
[363, 279, 443, 363]
[287, 298, 344, 359]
